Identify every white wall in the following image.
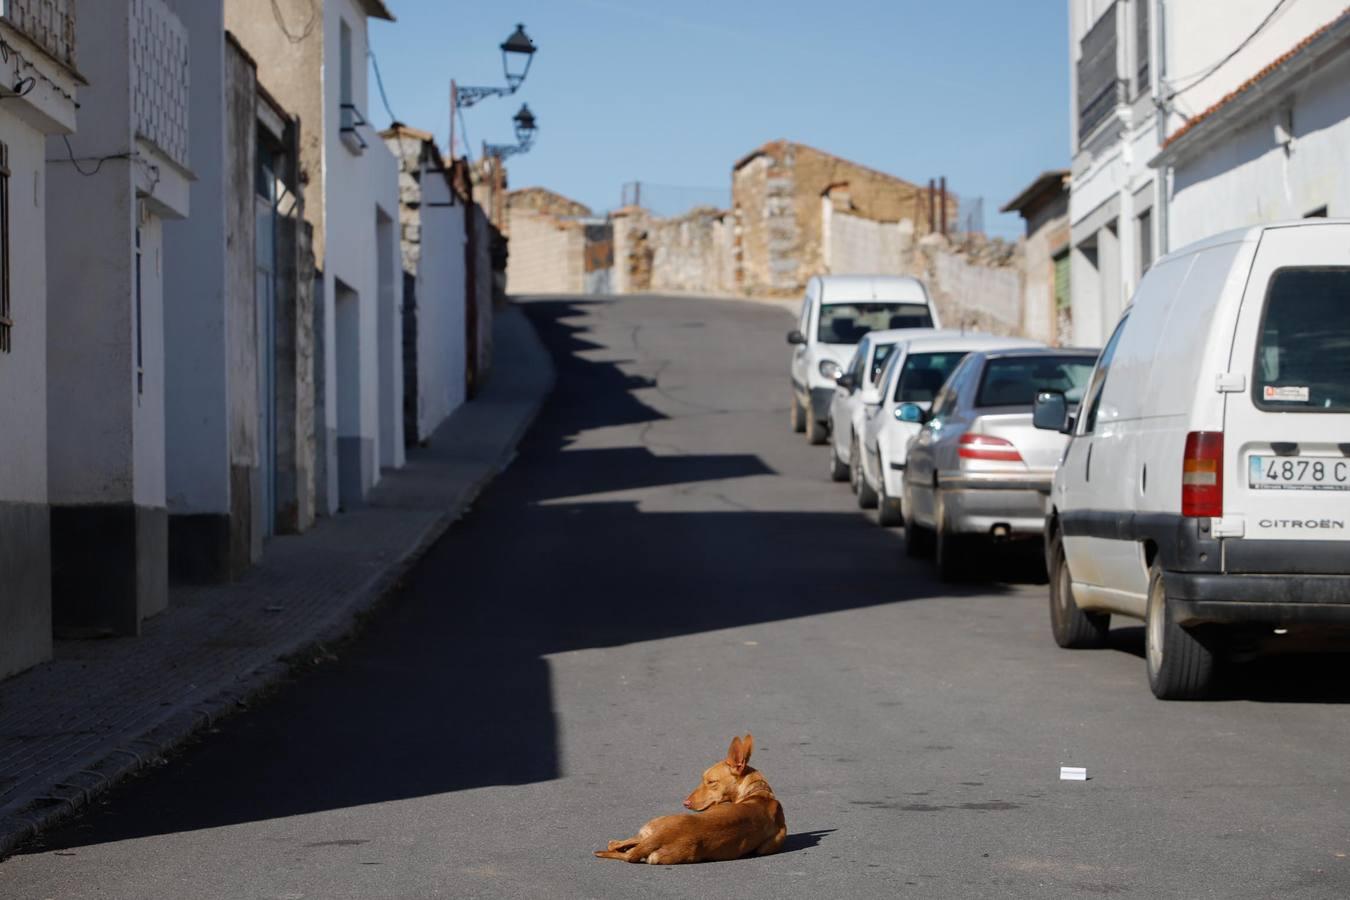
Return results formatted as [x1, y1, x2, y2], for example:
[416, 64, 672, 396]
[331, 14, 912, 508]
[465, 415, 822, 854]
[163, 0, 229, 517]
[0, 122, 53, 505]
[1169, 51, 1350, 249]
[416, 171, 468, 440]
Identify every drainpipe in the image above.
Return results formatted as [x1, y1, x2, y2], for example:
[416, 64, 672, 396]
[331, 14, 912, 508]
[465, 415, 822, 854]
[1154, 0, 1171, 255]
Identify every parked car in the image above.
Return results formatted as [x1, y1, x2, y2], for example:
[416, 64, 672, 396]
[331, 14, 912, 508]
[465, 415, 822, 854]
[788, 275, 940, 444]
[902, 348, 1097, 579]
[826, 328, 954, 499]
[1035, 219, 1350, 700]
[860, 333, 1042, 525]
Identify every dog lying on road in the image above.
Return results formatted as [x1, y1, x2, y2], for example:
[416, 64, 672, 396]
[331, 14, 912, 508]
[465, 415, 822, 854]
[594, 733, 787, 865]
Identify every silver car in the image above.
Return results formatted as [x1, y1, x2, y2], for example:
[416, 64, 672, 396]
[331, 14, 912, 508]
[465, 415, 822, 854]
[901, 347, 1098, 580]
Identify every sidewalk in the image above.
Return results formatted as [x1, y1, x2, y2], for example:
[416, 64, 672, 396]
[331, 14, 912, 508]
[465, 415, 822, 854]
[0, 304, 554, 858]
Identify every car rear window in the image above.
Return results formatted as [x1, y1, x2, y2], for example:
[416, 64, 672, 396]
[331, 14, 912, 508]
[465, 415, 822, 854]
[870, 343, 896, 383]
[818, 303, 932, 344]
[1253, 268, 1350, 413]
[894, 351, 968, 403]
[975, 356, 1095, 408]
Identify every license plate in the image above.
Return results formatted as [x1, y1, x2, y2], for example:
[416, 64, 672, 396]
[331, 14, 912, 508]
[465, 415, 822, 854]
[1249, 455, 1350, 491]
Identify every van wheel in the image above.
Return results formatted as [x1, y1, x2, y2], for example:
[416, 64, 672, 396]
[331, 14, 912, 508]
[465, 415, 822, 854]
[790, 394, 806, 433]
[807, 415, 828, 445]
[1145, 563, 1216, 700]
[934, 494, 964, 582]
[1048, 537, 1109, 648]
[852, 438, 878, 509]
[827, 439, 849, 482]
[877, 481, 903, 527]
[903, 487, 934, 558]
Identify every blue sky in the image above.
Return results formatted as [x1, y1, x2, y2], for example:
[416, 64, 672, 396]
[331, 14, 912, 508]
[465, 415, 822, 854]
[367, 0, 1069, 238]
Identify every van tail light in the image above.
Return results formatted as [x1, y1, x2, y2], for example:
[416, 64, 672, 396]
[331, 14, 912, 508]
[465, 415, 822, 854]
[958, 433, 1023, 462]
[1182, 431, 1224, 518]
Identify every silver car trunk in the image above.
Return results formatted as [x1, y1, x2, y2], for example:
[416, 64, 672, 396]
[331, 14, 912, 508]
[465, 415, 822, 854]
[971, 412, 1067, 472]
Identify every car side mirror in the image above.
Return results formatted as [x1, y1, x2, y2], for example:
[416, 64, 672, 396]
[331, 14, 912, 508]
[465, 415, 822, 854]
[1033, 390, 1069, 433]
[836, 373, 856, 391]
[896, 403, 927, 424]
[786, 330, 806, 345]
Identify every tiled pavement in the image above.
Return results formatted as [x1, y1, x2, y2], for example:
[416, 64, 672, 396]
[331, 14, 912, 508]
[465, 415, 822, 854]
[0, 304, 554, 857]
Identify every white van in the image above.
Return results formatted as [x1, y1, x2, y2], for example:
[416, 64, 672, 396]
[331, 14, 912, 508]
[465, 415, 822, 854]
[789, 275, 940, 444]
[1034, 219, 1350, 700]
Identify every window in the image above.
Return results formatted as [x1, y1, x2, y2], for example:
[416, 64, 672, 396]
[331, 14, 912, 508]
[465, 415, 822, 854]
[930, 356, 975, 421]
[870, 343, 895, 383]
[338, 19, 367, 152]
[1078, 2, 1120, 140]
[894, 351, 969, 405]
[1137, 209, 1153, 278]
[1252, 268, 1350, 413]
[975, 355, 1096, 408]
[817, 302, 933, 344]
[0, 142, 8, 353]
[135, 226, 144, 394]
[1134, 0, 1150, 97]
[1081, 315, 1128, 433]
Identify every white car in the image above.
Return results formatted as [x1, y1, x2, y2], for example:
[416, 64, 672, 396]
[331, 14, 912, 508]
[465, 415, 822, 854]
[1035, 219, 1350, 700]
[788, 275, 940, 444]
[826, 328, 953, 497]
[860, 334, 1042, 524]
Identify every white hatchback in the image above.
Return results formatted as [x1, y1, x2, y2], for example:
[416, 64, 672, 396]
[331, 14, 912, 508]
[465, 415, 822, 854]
[860, 333, 1042, 524]
[826, 328, 954, 500]
[1035, 219, 1350, 700]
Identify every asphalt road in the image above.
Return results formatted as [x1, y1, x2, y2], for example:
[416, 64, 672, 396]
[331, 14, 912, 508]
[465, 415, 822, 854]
[5, 294, 1350, 900]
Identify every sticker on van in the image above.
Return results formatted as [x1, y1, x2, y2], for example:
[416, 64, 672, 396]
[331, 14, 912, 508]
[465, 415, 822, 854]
[1263, 385, 1310, 403]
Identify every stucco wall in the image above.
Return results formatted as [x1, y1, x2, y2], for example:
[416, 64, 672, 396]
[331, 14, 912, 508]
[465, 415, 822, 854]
[413, 168, 468, 441]
[1168, 50, 1350, 249]
[506, 209, 586, 294]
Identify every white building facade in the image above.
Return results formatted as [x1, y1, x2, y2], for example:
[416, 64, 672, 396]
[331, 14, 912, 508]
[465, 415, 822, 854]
[0, 1, 80, 678]
[1068, 0, 1350, 343]
[46, 0, 192, 638]
[225, 0, 403, 513]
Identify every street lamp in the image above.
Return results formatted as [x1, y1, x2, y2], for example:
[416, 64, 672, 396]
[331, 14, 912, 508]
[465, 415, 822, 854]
[500, 24, 537, 91]
[486, 105, 539, 161]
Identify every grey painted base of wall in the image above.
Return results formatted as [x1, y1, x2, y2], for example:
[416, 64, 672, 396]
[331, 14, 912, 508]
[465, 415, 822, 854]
[337, 435, 374, 511]
[51, 504, 168, 638]
[0, 501, 52, 680]
[320, 426, 338, 517]
[170, 465, 263, 584]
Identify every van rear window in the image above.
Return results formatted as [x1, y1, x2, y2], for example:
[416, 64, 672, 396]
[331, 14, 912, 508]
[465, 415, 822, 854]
[1253, 268, 1350, 413]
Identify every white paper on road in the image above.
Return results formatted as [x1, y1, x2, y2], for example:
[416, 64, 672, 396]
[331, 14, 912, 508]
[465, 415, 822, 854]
[1060, 766, 1088, 781]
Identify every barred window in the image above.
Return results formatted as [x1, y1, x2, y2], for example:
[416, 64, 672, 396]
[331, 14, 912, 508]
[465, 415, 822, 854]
[0, 142, 10, 353]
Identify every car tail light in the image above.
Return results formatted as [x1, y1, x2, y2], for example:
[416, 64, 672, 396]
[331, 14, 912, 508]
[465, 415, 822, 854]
[958, 433, 1023, 462]
[1182, 431, 1223, 518]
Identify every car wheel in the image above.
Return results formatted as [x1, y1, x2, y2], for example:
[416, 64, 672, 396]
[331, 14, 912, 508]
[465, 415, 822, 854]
[877, 478, 903, 527]
[790, 393, 806, 433]
[807, 413, 828, 445]
[903, 486, 934, 559]
[827, 438, 850, 482]
[1047, 534, 1109, 648]
[852, 437, 878, 509]
[934, 492, 964, 582]
[1145, 563, 1217, 700]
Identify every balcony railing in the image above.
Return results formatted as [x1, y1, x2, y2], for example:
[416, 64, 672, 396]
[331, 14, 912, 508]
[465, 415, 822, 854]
[0, 0, 76, 70]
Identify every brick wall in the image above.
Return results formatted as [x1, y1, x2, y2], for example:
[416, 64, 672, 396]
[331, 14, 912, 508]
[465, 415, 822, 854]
[131, 0, 190, 169]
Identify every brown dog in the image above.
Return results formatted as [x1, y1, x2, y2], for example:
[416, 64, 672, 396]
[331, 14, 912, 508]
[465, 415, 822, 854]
[594, 734, 787, 865]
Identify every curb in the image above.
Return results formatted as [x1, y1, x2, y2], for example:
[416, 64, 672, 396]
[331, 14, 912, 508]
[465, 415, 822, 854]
[0, 306, 555, 859]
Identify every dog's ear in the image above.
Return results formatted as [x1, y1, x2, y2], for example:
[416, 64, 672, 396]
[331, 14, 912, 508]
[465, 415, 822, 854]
[726, 733, 752, 775]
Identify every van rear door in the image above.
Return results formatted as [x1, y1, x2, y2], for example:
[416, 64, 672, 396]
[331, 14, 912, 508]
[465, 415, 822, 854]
[1222, 223, 1350, 552]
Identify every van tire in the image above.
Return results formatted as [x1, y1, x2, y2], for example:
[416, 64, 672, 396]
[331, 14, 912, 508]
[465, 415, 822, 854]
[1145, 563, 1216, 700]
[807, 415, 828, 445]
[1048, 538, 1109, 648]
[827, 440, 850, 482]
[790, 394, 807, 433]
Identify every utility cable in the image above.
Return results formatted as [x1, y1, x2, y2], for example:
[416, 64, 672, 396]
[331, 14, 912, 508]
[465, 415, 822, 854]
[1166, 0, 1294, 99]
[270, 0, 319, 44]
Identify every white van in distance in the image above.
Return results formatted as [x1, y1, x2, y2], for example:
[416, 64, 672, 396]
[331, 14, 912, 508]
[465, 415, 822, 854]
[788, 275, 940, 444]
[1035, 219, 1350, 700]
